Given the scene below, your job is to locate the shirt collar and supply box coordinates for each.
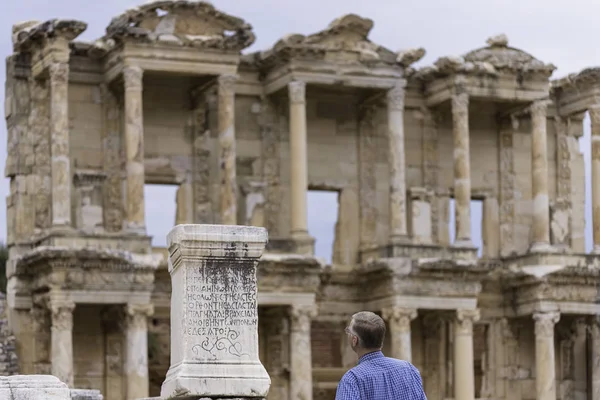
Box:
[358,350,384,364]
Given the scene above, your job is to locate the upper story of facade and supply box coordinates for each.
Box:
[5,0,600,267]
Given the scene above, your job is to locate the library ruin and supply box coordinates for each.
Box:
[3,1,600,399]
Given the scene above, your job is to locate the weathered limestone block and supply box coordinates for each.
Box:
[0,375,71,400]
[69,388,103,399]
[161,224,270,399]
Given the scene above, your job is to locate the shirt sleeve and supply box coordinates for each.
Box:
[410,364,428,400]
[335,372,360,400]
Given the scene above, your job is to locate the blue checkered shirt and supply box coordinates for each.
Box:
[335,351,428,400]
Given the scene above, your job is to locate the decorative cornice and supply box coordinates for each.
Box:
[12,19,87,52]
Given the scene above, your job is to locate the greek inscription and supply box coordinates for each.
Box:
[186,259,257,360]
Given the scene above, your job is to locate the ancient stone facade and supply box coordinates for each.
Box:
[4,3,600,400]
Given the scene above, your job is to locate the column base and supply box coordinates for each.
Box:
[290,231,315,255]
[160,362,270,399]
[123,222,147,235]
[389,234,410,245]
[529,241,557,254]
[451,239,474,249]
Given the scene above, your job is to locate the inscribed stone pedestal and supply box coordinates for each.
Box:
[161,224,271,399]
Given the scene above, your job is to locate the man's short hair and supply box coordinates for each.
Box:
[351,311,386,349]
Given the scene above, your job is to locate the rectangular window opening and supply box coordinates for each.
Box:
[307,189,339,265]
[144,184,178,248]
[448,197,483,258]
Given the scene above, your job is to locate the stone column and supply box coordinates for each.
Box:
[590,318,600,400]
[381,306,417,362]
[451,92,472,247]
[290,304,317,400]
[533,311,559,400]
[125,303,153,400]
[530,100,551,252]
[50,301,75,387]
[49,63,72,228]
[161,224,270,399]
[590,105,600,252]
[288,81,309,239]
[218,74,238,225]
[387,80,408,243]
[123,65,146,233]
[454,309,480,400]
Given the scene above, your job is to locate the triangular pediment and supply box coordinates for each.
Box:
[105,0,255,51]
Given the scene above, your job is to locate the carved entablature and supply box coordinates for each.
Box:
[257,253,324,293]
[104,0,255,52]
[552,67,600,116]
[500,260,600,313]
[357,257,486,301]
[12,19,87,77]
[13,246,162,293]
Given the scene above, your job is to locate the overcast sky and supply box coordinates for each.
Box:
[1,0,599,261]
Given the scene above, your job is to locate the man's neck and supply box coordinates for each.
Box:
[356,348,381,359]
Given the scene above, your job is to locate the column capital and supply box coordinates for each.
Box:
[49,63,69,84]
[530,99,550,116]
[123,65,143,90]
[451,92,469,113]
[217,74,238,93]
[455,309,480,335]
[533,311,560,338]
[290,304,317,333]
[51,301,75,331]
[590,104,600,128]
[125,303,154,329]
[387,80,407,111]
[381,306,417,332]
[288,81,306,104]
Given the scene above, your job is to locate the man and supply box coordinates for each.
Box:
[335,311,427,400]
